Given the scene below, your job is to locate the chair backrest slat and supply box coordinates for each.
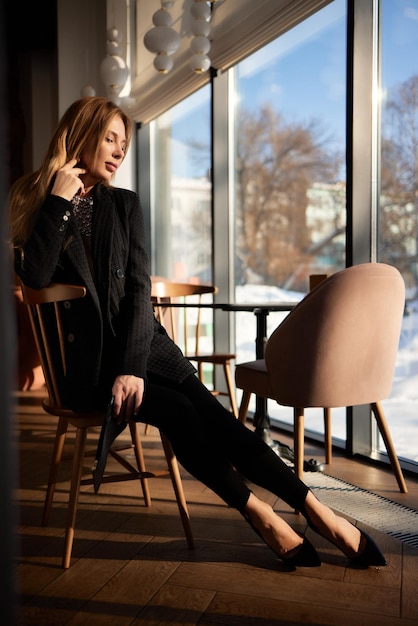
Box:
[150,278,217,355]
[20,282,87,407]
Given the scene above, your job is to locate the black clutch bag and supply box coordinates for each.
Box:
[92,397,128,493]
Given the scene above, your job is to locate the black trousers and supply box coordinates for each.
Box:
[135,373,309,514]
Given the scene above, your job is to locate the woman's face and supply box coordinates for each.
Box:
[80,114,127,188]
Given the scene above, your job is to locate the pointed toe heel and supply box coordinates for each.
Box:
[244,515,321,568]
[301,493,386,567]
[350,531,387,567]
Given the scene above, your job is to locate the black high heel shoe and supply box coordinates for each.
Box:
[302,508,386,567]
[349,530,387,567]
[244,515,321,567]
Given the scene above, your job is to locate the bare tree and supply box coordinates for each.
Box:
[380,75,418,288]
[235,105,343,288]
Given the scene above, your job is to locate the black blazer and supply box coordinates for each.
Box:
[15,184,195,409]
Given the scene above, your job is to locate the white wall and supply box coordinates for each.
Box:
[57,0,106,116]
[56,0,135,189]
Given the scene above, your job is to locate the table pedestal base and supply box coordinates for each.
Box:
[254,427,280,451]
[254,427,295,462]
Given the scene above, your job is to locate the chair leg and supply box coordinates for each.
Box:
[294,407,305,480]
[371,401,408,493]
[238,391,252,425]
[62,426,88,568]
[324,407,332,465]
[223,361,238,418]
[196,359,238,418]
[159,431,195,549]
[42,416,68,526]
[129,422,151,507]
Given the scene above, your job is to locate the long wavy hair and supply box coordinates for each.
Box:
[8,96,133,245]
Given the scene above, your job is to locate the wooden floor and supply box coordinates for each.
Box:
[14,390,418,625]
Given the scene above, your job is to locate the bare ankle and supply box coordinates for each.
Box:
[304,491,361,556]
[244,493,302,556]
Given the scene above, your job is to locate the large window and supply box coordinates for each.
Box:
[232,0,347,441]
[148,86,212,282]
[378,0,418,462]
[144,86,217,383]
[138,0,417,472]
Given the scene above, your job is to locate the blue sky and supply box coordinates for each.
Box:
[170,0,418,178]
[238,0,418,155]
[381,0,418,87]
[237,0,346,120]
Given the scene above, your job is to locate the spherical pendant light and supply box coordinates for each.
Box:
[190,1,211,20]
[189,0,212,74]
[154,54,174,74]
[189,52,211,74]
[190,35,211,55]
[143,4,180,73]
[100,28,129,103]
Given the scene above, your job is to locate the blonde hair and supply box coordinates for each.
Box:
[8,96,133,245]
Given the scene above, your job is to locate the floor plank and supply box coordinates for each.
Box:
[13,391,418,625]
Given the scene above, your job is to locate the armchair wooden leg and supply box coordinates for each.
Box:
[324,407,332,465]
[294,407,305,480]
[371,401,408,493]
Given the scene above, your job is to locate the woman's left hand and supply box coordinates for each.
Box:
[112,374,144,422]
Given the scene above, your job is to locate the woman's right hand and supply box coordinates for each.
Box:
[112,374,145,423]
[50,159,86,201]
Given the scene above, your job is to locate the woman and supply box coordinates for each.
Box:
[9,96,386,569]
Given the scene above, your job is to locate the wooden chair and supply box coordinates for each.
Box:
[151,278,238,418]
[20,281,194,568]
[235,263,408,493]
